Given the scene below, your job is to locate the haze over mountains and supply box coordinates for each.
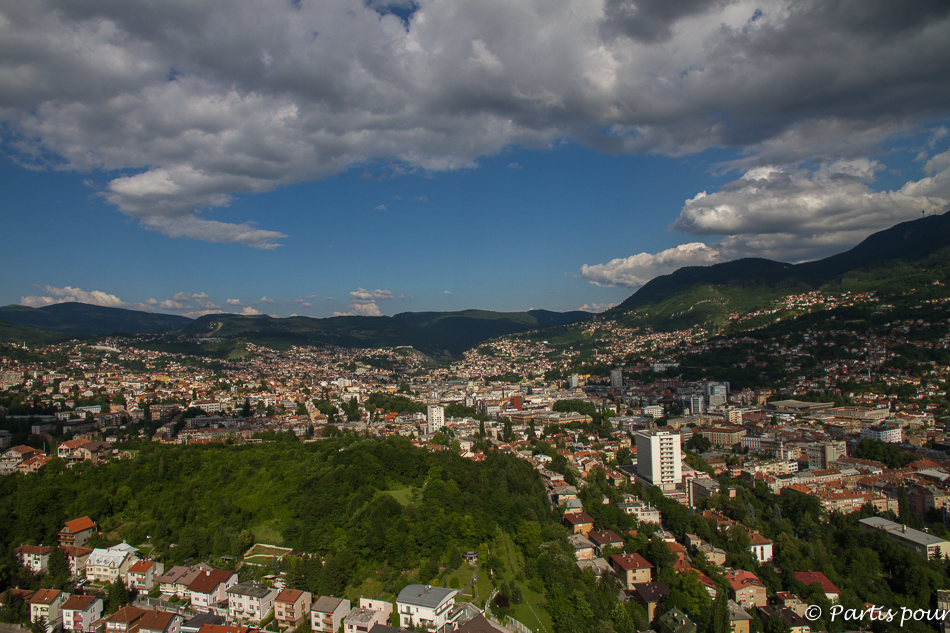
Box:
[3,212,948,354]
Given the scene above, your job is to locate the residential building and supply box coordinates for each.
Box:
[610,369,623,389]
[861,424,902,444]
[29,589,68,633]
[59,517,97,548]
[569,535,596,561]
[395,585,457,631]
[656,608,697,633]
[628,582,669,622]
[188,569,238,613]
[699,426,746,448]
[1,445,43,475]
[85,543,139,583]
[274,589,312,629]
[157,563,214,598]
[63,546,93,577]
[139,611,183,633]
[617,501,661,523]
[227,581,277,624]
[610,553,653,590]
[562,512,595,535]
[343,601,392,633]
[635,429,682,491]
[311,596,351,633]
[104,606,148,633]
[126,560,165,592]
[426,405,445,435]
[61,595,103,632]
[793,572,840,603]
[726,570,767,609]
[807,442,846,471]
[16,545,52,573]
[749,532,773,563]
[587,530,624,556]
[728,600,753,633]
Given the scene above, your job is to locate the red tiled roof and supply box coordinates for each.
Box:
[610,553,653,571]
[16,545,52,556]
[63,516,97,533]
[129,560,156,573]
[29,589,62,605]
[62,595,99,611]
[794,572,840,595]
[274,589,305,604]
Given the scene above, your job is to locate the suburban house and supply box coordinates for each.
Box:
[16,545,52,573]
[748,531,773,563]
[126,560,165,592]
[395,584,457,631]
[29,589,69,633]
[226,581,277,624]
[188,570,238,614]
[726,570,767,609]
[64,546,93,577]
[629,581,670,622]
[610,553,653,589]
[569,535,596,561]
[59,517,98,548]
[57,440,87,461]
[17,455,52,474]
[139,610,184,633]
[85,543,139,583]
[793,572,841,603]
[311,596,351,633]
[104,606,148,633]
[61,595,103,632]
[587,530,624,556]
[343,599,393,633]
[562,512,595,535]
[274,589,312,629]
[157,564,214,598]
[1,445,43,475]
[728,600,754,633]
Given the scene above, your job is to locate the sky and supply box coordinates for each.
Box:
[1,0,949,320]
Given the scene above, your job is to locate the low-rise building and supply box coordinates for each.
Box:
[59,517,97,548]
[311,596,351,633]
[226,581,277,624]
[610,553,653,589]
[274,589,312,629]
[395,585,457,631]
[16,545,51,573]
[30,589,69,633]
[61,594,102,632]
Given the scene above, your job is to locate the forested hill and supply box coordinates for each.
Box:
[605,211,950,331]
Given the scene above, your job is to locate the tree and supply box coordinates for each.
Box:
[709,584,730,633]
[46,546,70,586]
[242,398,252,418]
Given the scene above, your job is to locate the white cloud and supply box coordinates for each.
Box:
[577,302,618,313]
[21,285,126,308]
[324,296,336,301]
[582,154,950,288]
[226,298,244,306]
[2,0,947,247]
[241,306,262,315]
[444,290,452,295]
[375,204,387,211]
[257,296,277,304]
[334,300,383,317]
[350,288,395,301]
[581,242,723,287]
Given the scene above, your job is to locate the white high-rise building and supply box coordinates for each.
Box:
[426,404,445,435]
[635,429,682,491]
[610,368,623,389]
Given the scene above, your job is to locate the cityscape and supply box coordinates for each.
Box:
[2,1,950,633]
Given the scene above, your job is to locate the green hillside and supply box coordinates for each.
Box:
[606,212,950,332]
[0,302,191,335]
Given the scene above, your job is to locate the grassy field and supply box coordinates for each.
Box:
[489,533,553,633]
[384,486,417,507]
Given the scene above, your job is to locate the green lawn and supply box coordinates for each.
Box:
[384,486,417,507]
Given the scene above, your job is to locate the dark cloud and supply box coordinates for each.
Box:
[601,0,732,43]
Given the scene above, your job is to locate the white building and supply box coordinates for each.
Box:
[85,543,138,583]
[610,369,623,389]
[396,585,457,630]
[426,404,445,435]
[635,429,682,491]
[861,424,902,444]
[227,581,278,624]
[61,595,103,632]
[643,405,664,419]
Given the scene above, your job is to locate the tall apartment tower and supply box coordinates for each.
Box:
[610,368,623,389]
[635,429,682,491]
[426,404,445,435]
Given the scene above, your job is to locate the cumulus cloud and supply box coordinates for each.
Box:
[444,290,452,295]
[350,288,395,301]
[1,0,947,247]
[581,153,950,287]
[21,285,125,308]
[256,296,277,304]
[240,306,262,315]
[375,204,387,211]
[226,298,244,306]
[334,301,384,317]
[577,302,618,313]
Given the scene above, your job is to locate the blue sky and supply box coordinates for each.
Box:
[2,1,949,319]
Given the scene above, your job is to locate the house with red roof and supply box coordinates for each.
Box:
[126,560,165,592]
[587,530,624,556]
[562,512,595,535]
[139,609,184,633]
[610,553,653,589]
[16,545,52,573]
[188,569,239,613]
[794,571,840,602]
[59,517,98,548]
[61,594,103,632]
[104,606,148,633]
[29,589,68,633]
[274,589,311,629]
[748,531,773,563]
[63,546,93,577]
[725,570,766,609]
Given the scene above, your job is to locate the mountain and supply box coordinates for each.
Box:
[186,309,591,356]
[607,212,950,332]
[0,303,192,335]
[0,302,590,356]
